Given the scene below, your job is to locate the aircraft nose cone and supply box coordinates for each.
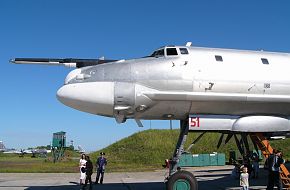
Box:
[56,85,67,101]
[56,84,78,109]
[56,85,72,105]
[56,82,114,116]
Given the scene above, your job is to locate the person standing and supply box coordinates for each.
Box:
[240,167,249,190]
[95,152,107,184]
[83,155,93,190]
[243,151,253,177]
[79,154,87,185]
[252,152,259,178]
[266,149,285,190]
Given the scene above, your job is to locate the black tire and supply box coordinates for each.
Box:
[167,170,198,190]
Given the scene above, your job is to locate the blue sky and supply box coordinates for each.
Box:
[1,1,290,151]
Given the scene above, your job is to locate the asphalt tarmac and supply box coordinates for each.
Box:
[0,166,272,190]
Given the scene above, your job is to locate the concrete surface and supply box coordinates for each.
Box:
[0,166,273,190]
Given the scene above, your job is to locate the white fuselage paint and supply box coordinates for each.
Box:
[57,82,114,116]
[56,46,290,132]
[188,48,290,95]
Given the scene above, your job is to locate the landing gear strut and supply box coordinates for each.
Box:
[166,119,198,190]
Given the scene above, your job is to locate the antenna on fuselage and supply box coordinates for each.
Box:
[186,42,192,47]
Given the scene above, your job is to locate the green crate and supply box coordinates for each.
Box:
[192,154,201,166]
[178,153,225,167]
[178,153,193,167]
[217,153,226,166]
[209,154,218,166]
[199,154,210,166]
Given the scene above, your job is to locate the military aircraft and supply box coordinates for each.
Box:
[0,141,6,152]
[77,145,85,154]
[11,42,290,190]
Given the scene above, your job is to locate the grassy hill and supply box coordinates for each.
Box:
[90,129,290,172]
[1,129,289,173]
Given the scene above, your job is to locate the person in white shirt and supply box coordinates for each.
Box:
[79,154,87,185]
[240,167,249,190]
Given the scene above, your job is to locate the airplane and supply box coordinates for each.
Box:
[0,141,6,152]
[11,42,290,190]
[3,149,51,157]
[3,150,22,154]
[77,145,86,154]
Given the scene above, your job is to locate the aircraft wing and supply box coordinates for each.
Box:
[10,58,118,68]
[144,91,290,103]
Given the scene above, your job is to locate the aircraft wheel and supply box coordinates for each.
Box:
[166,170,198,190]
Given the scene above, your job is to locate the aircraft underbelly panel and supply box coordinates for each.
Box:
[188,115,290,132]
[189,101,290,115]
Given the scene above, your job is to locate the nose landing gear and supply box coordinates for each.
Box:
[166,170,198,190]
[165,119,198,190]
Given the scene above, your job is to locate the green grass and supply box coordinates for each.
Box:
[90,129,290,172]
[1,129,290,173]
[90,129,179,172]
[0,150,79,173]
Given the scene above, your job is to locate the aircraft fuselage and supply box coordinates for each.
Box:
[57,46,290,123]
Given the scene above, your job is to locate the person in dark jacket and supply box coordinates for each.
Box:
[95,152,107,184]
[266,149,285,190]
[83,155,93,190]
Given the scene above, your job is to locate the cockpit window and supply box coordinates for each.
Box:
[151,49,164,57]
[166,48,178,56]
[179,48,189,54]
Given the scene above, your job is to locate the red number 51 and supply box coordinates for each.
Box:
[189,117,200,127]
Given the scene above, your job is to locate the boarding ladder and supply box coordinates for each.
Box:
[250,133,290,189]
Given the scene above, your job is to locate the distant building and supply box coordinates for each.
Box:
[52,131,66,163]
[52,131,66,148]
[0,141,6,151]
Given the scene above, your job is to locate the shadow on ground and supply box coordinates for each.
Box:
[21,170,268,190]
[2,167,283,190]
[22,182,165,190]
[198,168,269,190]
